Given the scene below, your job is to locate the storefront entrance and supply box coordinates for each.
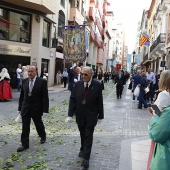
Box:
[0,55,30,88]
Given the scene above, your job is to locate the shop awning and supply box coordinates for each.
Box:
[143,60,152,65]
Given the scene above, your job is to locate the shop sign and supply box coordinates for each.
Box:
[0,44,31,56]
[160,61,166,67]
[116,64,121,71]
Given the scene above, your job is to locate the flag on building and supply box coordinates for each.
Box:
[144,41,150,46]
[139,32,149,47]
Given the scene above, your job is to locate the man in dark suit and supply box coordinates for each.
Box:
[115,69,124,99]
[68,63,77,91]
[75,66,82,81]
[65,66,104,168]
[132,70,141,101]
[17,65,49,152]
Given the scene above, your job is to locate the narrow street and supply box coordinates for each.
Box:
[0,82,150,170]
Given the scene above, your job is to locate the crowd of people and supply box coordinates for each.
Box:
[128,68,163,109]
[127,68,170,170]
[2,62,170,169]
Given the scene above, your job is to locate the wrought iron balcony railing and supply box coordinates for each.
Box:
[150,33,166,53]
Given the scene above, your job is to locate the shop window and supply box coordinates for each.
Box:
[0,7,31,43]
[42,20,50,47]
[20,19,29,42]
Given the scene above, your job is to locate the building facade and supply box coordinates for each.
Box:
[139,0,169,73]
[0,0,57,87]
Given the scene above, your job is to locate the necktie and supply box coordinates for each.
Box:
[29,80,34,93]
[84,83,88,93]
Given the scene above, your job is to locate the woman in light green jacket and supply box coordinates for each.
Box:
[149,107,170,170]
[149,70,170,170]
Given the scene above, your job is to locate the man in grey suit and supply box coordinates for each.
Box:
[65,66,104,168]
[17,65,49,152]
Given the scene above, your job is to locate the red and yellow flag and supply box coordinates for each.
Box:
[139,34,149,47]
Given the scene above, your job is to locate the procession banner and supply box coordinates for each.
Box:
[62,25,86,62]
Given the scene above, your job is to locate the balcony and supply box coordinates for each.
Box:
[153,15,158,27]
[96,1,103,19]
[95,18,103,34]
[150,33,166,53]
[94,34,98,46]
[103,2,107,15]
[90,29,95,42]
[161,0,169,10]
[155,3,163,20]
[101,29,105,40]
[1,0,56,14]
[69,7,84,25]
[102,15,106,27]
[94,34,103,48]
[90,0,96,3]
[97,48,103,65]
[88,7,95,21]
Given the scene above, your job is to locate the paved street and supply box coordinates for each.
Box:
[0,81,151,170]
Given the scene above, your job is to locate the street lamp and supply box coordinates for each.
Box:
[131,51,136,73]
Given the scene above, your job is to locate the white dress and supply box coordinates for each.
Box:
[154,90,170,111]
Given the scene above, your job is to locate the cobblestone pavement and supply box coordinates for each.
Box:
[0,81,151,170]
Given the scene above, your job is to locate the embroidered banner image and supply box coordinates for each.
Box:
[62,25,86,62]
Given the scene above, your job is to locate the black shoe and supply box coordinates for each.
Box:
[79,150,83,157]
[81,159,89,168]
[120,95,122,98]
[117,96,119,99]
[17,146,29,152]
[40,138,46,144]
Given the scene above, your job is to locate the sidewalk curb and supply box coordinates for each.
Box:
[119,136,150,170]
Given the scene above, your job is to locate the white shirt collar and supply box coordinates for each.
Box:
[30,75,37,82]
[84,78,92,87]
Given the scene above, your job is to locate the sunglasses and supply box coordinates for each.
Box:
[81,73,89,76]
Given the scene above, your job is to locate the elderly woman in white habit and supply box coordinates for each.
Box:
[0,68,13,101]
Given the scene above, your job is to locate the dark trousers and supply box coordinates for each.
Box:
[78,125,94,160]
[147,83,154,102]
[116,85,123,97]
[21,113,46,147]
[17,78,21,91]
[63,77,67,88]
[138,89,148,108]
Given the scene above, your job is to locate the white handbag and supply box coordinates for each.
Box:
[145,87,149,93]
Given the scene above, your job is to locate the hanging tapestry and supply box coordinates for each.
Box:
[62,25,86,62]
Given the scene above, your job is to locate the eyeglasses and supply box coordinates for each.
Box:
[81,73,89,76]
